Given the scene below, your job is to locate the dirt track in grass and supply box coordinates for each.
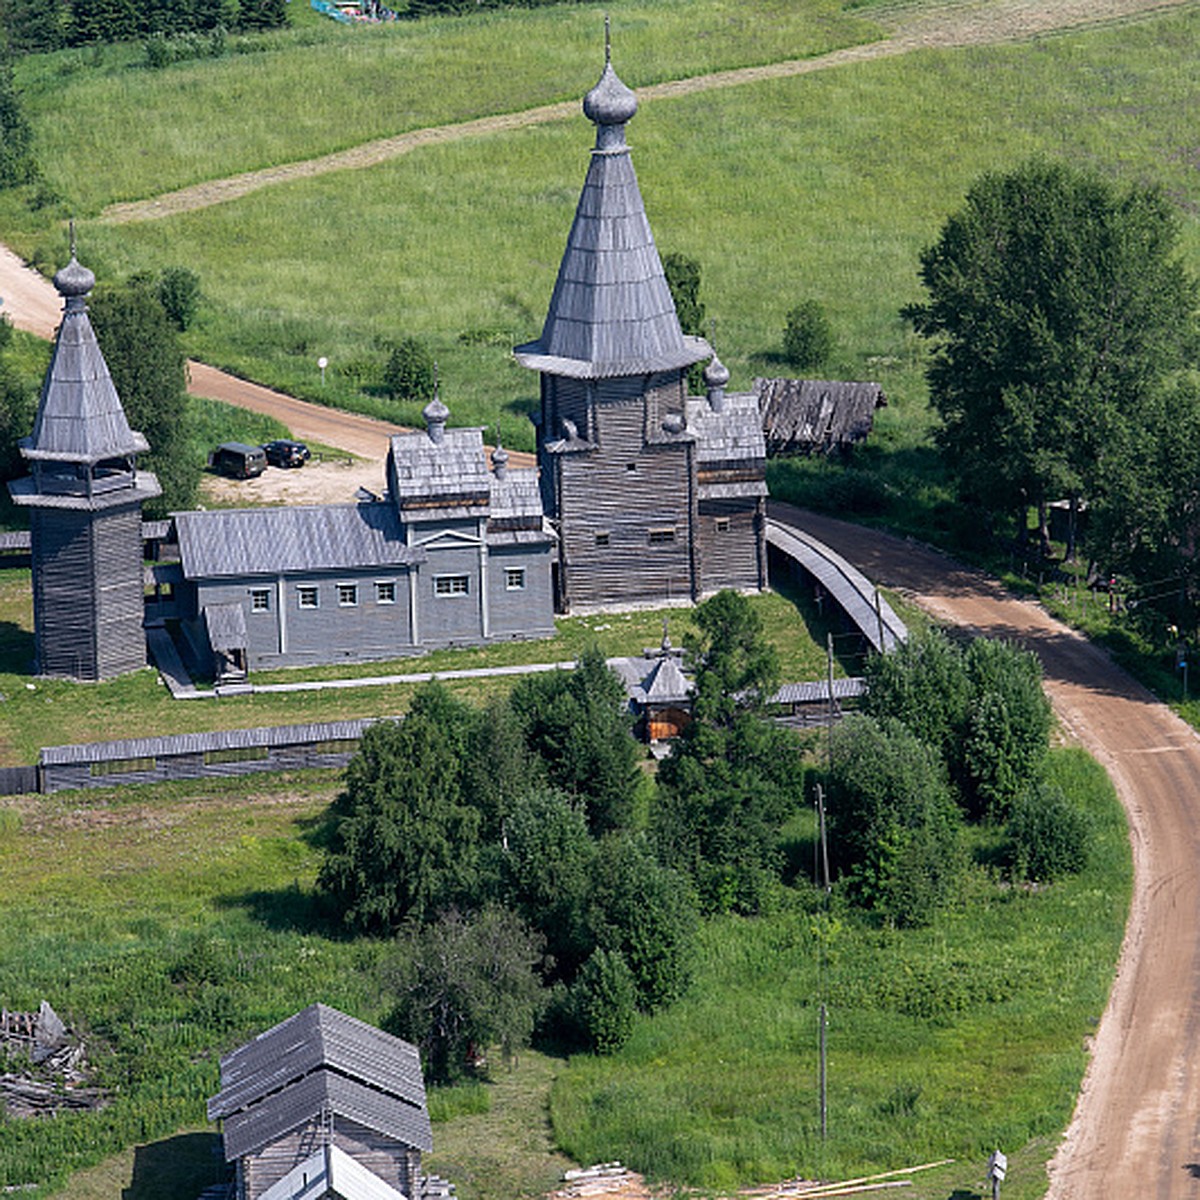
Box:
[96,0,1199,226]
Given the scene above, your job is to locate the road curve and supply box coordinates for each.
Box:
[772,502,1200,1200]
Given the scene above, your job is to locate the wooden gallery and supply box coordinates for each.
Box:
[8,56,767,681]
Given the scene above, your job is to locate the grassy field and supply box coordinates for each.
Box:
[3,6,1196,449]
[0,744,1127,1200]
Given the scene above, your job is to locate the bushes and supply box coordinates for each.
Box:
[783,299,835,372]
[1007,782,1091,882]
[382,336,436,405]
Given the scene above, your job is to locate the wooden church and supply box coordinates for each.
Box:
[10,50,766,680]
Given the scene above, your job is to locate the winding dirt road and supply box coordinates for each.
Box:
[775,503,1200,1200]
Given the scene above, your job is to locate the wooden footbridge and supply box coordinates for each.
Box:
[766,515,907,653]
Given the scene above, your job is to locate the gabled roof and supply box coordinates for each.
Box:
[259,1144,405,1200]
[21,257,149,465]
[208,1003,432,1161]
[204,603,247,653]
[756,378,886,456]
[388,427,490,513]
[640,653,692,705]
[514,61,709,381]
[175,504,424,580]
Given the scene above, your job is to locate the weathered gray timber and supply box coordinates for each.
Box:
[766,517,906,653]
[7,252,160,680]
[517,55,766,613]
[38,718,378,793]
[756,378,886,457]
[209,1003,432,1200]
[171,407,555,675]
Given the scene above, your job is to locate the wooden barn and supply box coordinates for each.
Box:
[756,378,886,457]
[207,1003,434,1200]
[516,52,767,613]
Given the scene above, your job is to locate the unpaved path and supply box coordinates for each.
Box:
[773,503,1200,1200]
[97,0,1197,225]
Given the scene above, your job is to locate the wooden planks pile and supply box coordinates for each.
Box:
[0,1001,108,1118]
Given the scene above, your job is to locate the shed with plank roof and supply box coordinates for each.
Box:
[756,378,886,457]
[208,1002,433,1200]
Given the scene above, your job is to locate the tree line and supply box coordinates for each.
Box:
[0,0,286,52]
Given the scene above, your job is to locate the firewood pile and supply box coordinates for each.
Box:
[0,1001,109,1118]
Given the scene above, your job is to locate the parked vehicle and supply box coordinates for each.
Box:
[262,439,311,468]
[210,442,267,479]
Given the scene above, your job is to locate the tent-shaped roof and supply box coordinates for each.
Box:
[514,60,709,381]
[21,257,149,465]
[208,1003,432,1163]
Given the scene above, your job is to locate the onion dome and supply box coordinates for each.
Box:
[705,351,730,412]
[584,61,638,130]
[491,443,509,481]
[423,395,449,445]
[53,255,95,302]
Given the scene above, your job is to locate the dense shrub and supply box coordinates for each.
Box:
[1007,781,1091,882]
[158,266,201,331]
[783,299,835,372]
[382,336,436,405]
[571,948,637,1054]
[826,715,966,926]
[0,60,37,188]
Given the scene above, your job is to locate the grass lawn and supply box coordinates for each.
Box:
[0,745,1127,1200]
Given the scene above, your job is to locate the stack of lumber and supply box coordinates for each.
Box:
[0,1000,108,1118]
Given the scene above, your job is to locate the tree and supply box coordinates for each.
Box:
[783,299,835,372]
[88,276,196,517]
[0,316,34,487]
[317,685,482,933]
[1006,780,1091,883]
[509,648,640,836]
[655,590,800,913]
[826,714,965,926]
[0,58,36,188]
[501,785,595,978]
[584,833,696,1011]
[0,0,65,54]
[663,253,705,336]
[383,905,546,1082]
[571,947,637,1054]
[905,158,1199,550]
[382,336,435,405]
[158,266,201,331]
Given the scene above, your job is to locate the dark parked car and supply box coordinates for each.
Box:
[262,439,311,468]
[210,442,267,479]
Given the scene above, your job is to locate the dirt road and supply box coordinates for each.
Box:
[773,503,1200,1200]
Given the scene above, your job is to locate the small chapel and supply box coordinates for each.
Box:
[9,50,767,680]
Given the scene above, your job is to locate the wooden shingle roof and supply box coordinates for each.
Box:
[21,259,150,465]
[208,1003,432,1162]
[175,503,424,580]
[514,61,709,381]
[756,379,886,456]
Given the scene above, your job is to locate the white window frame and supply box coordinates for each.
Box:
[505,568,526,591]
[337,583,358,608]
[715,517,731,534]
[435,574,470,597]
[250,588,271,613]
[297,585,319,610]
[376,580,396,605]
[648,527,676,546]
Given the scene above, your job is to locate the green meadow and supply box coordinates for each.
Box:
[3,4,1196,454]
[0,745,1127,1200]
[0,2,1170,1195]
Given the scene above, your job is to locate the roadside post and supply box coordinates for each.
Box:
[987,1149,1007,1200]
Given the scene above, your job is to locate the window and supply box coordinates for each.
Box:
[90,756,156,778]
[595,532,610,548]
[505,568,525,591]
[205,746,270,766]
[435,575,470,597]
[626,462,637,472]
[297,586,319,609]
[376,581,396,605]
[250,588,270,612]
[648,528,676,545]
[715,517,731,534]
[337,583,358,607]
